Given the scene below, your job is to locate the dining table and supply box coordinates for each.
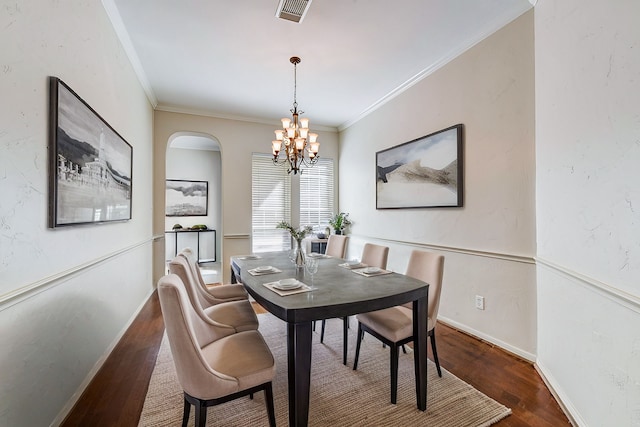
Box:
[230,251,430,427]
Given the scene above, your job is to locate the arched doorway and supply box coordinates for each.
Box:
[165,132,222,283]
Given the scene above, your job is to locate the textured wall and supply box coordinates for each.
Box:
[339,11,537,357]
[534,0,640,424]
[0,1,154,425]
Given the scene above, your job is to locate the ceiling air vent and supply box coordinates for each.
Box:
[275,0,312,23]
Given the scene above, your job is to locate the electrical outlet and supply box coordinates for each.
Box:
[475,295,485,310]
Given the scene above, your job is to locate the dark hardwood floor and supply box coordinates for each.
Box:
[61,291,570,426]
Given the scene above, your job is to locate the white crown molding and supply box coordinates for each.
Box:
[101,0,158,108]
[155,104,338,133]
[338,4,533,132]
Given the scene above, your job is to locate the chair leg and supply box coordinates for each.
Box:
[194,399,207,427]
[342,316,349,365]
[264,383,276,427]
[182,397,190,427]
[353,324,364,370]
[390,344,399,404]
[320,319,326,343]
[430,328,442,377]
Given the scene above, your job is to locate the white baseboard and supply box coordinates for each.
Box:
[534,361,585,427]
[437,315,536,362]
[51,287,156,427]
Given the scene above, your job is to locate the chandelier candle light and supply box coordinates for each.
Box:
[272,56,319,174]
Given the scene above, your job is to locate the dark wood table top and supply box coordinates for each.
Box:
[231,251,429,323]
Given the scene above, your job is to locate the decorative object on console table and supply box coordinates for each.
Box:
[48,77,133,228]
[276,221,313,268]
[329,212,352,235]
[376,124,464,209]
[165,180,208,216]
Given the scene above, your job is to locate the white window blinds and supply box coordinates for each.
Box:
[300,158,334,227]
[251,154,291,252]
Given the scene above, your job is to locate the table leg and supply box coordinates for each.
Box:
[287,321,312,427]
[413,294,428,411]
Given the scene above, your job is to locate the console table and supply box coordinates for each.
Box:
[309,238,328,254]
[165,229,216,263]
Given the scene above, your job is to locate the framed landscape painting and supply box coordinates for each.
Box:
[165,180,208,216]
[376,124,463,209]
[49,77,133,227]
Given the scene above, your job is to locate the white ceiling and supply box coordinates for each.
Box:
[107,0,532,131]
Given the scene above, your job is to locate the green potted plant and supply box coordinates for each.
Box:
[329,212,352,235]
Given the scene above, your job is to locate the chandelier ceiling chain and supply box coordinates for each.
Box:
[291,56,299,113]
[271,56,319,175]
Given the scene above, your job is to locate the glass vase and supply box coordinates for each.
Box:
[294,239,305,268]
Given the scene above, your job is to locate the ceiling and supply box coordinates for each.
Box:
[107,0,532,131]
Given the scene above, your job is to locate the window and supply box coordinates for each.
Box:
[300,158,334,227]
[251,154,291,252]
[252,154,334,252]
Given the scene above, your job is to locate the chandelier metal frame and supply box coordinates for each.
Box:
[271,56,319,174]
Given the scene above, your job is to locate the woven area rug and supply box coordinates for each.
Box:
[139,313,511,426]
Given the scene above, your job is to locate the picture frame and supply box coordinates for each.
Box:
[165,180,209,216]
[49,77,133,227]
[376,124,463,209]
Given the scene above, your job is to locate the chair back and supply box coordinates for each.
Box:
[325,234,349,258]
[168,255,236,330]
[177,250,246,303]
[169,255,213,309]
[157,274,240,398]
[180,247,207,287]
[360,243,389,269]
[405,250,445,327]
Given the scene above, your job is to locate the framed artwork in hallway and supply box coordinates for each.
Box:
[165,179,208,216]
[48,77,133,227]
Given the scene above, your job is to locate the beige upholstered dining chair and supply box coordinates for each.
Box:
[325,234,349,258]
[179,248,249,303]
[353,249,445,404]
[360,243,389,268]
[320,243,389,365]
[157,274,276,427]
[168,255,259,332]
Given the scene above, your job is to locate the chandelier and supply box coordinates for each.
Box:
[271,56,319,174]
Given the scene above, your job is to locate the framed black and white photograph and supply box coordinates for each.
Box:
[165,180,208,216]
[49,77,133,227]
[376,124,463,209]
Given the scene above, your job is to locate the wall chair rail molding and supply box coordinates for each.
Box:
[0,238,153,310]
[223,233,251,240]
[49,77,133,228]
[536,257,640,313]
[357,234,535,265]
